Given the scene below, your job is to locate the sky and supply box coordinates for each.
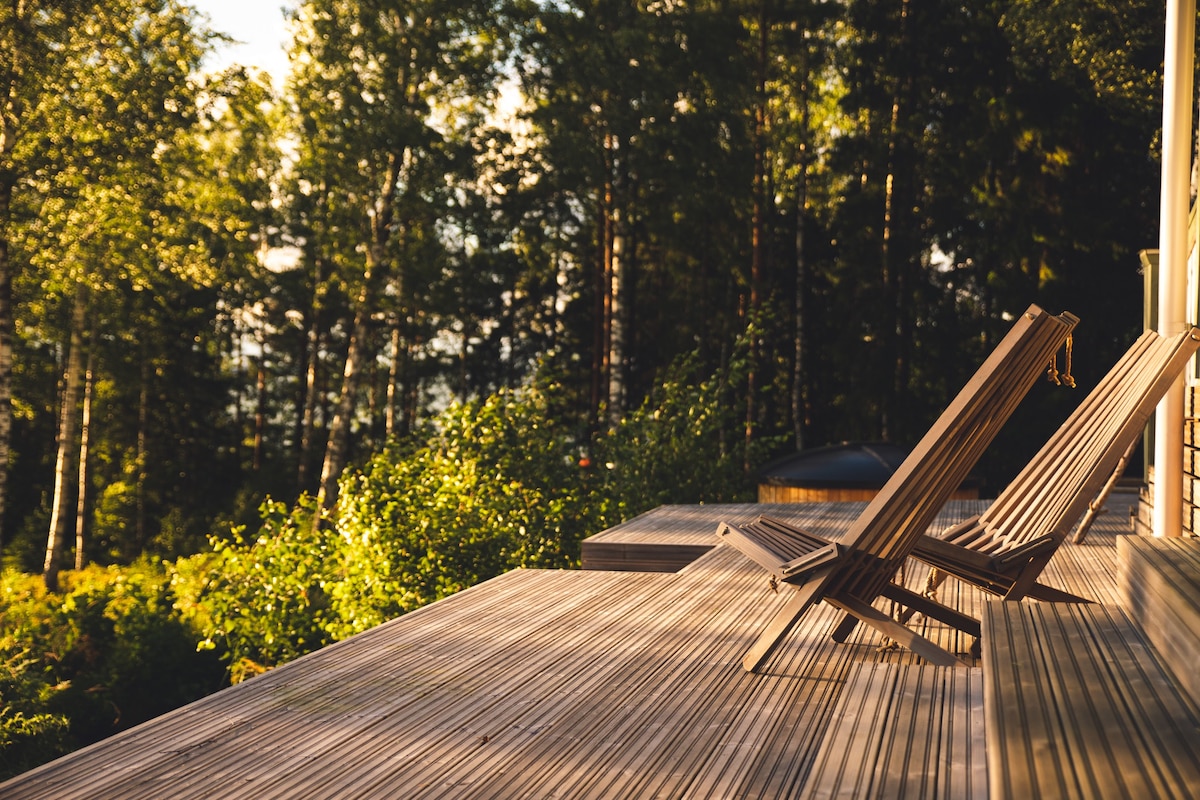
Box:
[190,0,293,83]
[188,1,528,118]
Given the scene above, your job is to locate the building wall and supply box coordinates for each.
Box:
[1135,384,1200,536]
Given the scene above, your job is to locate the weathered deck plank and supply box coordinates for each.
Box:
[799,663,986,800]
[2,499,1137,799]
[1118,535,1200,704]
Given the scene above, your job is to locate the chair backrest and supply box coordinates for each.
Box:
[827,304,1079,600]
[972,327,1200,554]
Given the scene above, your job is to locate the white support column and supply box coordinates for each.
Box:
[1153,0,1196,538]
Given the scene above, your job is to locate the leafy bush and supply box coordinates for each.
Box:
[191,355,757,671]
[327,386,608,638]
[591,354,757,516]
[0,351,763,783]
[0,564,224,776]
[177,496,336,682]
[0,633,70,777]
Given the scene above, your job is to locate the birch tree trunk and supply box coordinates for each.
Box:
[136,345,148,554]
[296,263,326,493]
[606,210,627,427]
[792,36,811,452]
[74,345,95,571]
[253,343,266,472]
[314,152,402,516]
[592,141,615,433]
[746,5,769,471]
[315,298,372,514]
[43,282,88,592]
[0,181,11,553]
[385,315,401,438]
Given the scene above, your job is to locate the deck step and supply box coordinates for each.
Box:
[981,600,1200,799]
[1118,534,1200,704]
[579,540,714,572]
[579,503,879,573]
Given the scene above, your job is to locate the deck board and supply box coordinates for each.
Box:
[799,663,986,800]
[1118,535,1200,704]
[2,499,1139,799]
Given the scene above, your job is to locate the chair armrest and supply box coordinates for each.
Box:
[913,534,995,572]
[718,518,842,582]
[781,543,845,580]
[992,534,1057,570]
[717,521,787,574]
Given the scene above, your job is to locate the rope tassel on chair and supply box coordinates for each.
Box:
[1047,334,1076,388]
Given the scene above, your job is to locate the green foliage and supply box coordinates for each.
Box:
[190,354,755,666]
[0,564,224,776]
[0,576,71,778]
[0,0,1168,570]
[328,387,604,638]
[180,497,335,681]
[0,639,70,779]
[0,0,1174,777]
[591,354,757,519]
[3,0,271,575]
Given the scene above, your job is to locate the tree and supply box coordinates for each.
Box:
[0,0,97,556]
[13,4,279,586]
[284,0,521,514]
[0,0,1172,564]
[22,0,214,590]
[522,0,756,433]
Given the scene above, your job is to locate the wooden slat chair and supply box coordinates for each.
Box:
[718,305,1079,671]
[908,326,1200,612]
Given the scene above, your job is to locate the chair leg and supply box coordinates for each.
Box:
[828,595,967,667]
[742,571,832,673]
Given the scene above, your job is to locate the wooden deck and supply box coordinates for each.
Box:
[1,494,1184,799]
[580,502,883,571]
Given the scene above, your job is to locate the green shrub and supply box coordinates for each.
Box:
[0,637,70,778]
[182,497,336,681]
[591,354,757,515]
[328,386,607,638]
[193,355,758,670]
[0,563,224,773]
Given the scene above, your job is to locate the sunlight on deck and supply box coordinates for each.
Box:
[3,494,1189,799]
